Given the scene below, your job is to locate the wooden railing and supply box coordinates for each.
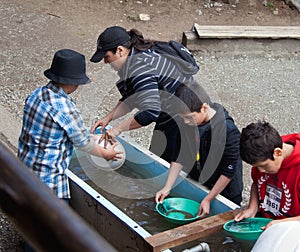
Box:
[0,141,117,252]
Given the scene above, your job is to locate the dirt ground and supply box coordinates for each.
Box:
[11,0,300,43]
[1,0,299,122]
[0,0,299,251]
[1,0,299,120]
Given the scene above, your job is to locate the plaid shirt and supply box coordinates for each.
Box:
[18,82,90,198]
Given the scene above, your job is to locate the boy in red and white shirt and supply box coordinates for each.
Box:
[235,121,300,229]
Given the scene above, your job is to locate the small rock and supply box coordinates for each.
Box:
[273,8,279,15]
[214,2,223,7]
[196,9,203,15]
[228,0,238,4]
[262,0,268,6]
[139,13,150,21]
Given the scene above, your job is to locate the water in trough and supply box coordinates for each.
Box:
[69,152,256,251]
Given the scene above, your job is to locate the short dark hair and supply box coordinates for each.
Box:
[240,121,282,165]
[174,82,211,114]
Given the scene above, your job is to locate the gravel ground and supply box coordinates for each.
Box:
[0,211,23,252]
[1,0,299,251]
[195,53,300,200]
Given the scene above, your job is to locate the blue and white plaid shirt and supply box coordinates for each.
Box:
[18,82,90,198]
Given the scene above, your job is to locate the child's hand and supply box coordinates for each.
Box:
[261,219,280,230]
[155,188,170,203]
[197,197,210,218]
[103,142,123,161]
[234,208,255,222]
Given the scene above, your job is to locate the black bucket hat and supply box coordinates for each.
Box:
[44,49,91,85]
[90,26,131,63]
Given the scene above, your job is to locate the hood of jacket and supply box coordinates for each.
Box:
[281,133,300,169]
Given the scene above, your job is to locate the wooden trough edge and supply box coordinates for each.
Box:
[145,209,240,252]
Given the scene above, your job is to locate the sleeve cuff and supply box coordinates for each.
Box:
[77,138,95,153]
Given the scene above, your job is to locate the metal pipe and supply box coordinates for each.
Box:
[0,141,117,252]
[182,242,210,252]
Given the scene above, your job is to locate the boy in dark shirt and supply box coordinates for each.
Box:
[155,82,243,217]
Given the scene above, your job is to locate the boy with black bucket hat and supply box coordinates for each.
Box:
[18,49,122,203]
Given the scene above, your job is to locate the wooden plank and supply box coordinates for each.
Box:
[182,31,300,55]
[145,209,240,252]
[194,23,300,39]
[182,30,198,48]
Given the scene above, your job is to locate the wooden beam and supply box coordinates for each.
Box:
[0,142,117,252]
[194,23,300,39]
[145,209,240,252]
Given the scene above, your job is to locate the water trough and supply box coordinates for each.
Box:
[68,133,239,251]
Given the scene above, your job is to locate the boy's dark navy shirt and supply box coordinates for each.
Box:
[181,103,243,204]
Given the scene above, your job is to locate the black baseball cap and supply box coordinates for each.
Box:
[90,26,131,63]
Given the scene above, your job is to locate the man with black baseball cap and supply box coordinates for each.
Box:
[90,26,131,63]
[90,26,198,170]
